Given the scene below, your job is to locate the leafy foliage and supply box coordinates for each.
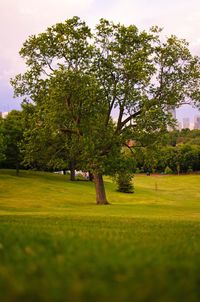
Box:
[0,117,6,162]
[134,129,200,173]
[0,111,24,174]
[116,173,134,193]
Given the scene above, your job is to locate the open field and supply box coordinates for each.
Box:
[0,170,200,301]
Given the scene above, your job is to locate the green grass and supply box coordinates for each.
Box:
[0,170,200,301]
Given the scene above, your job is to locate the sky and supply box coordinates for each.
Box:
[0,0,200,123]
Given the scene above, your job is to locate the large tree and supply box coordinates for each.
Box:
[12,17,200,204]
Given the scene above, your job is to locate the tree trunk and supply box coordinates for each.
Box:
[89,171,93,182]
[69,161,75,181]
[93,173,109,205]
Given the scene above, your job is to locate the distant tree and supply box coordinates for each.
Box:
[177,129,200,146]
[164,166,173,174]
[163,130,180,146]
[2,110,24,175]
[12,17,200,204]
[0,117,6,162]
[179,144,200,172]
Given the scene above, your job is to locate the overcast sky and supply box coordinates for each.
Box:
[0,0,199,122]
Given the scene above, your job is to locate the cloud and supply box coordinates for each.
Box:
[17,0,94,27]
[100,0,200,55]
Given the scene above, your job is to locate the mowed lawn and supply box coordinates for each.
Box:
[0,170,200,302]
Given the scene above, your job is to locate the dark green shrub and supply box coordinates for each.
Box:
[116,173,134,193]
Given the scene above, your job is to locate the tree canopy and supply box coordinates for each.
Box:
[11,17,200,204]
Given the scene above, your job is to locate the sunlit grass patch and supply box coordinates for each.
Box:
[0,170,200,301]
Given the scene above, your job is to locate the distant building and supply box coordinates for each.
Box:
[194,115,200,130]
[182,117,190,129]
[178,121,182,130]
[167,107,177,131]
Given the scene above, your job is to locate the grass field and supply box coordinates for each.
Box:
[0,170,200,301]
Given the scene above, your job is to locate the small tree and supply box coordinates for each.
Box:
[116,173,134,193]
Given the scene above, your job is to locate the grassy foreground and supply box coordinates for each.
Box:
[0,170,200,301]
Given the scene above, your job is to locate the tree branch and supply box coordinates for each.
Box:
[117,109,141,132]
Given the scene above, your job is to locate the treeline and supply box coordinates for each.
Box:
[134,129,200,174]
[1,111,200,175]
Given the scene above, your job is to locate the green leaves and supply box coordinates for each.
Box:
[20,16,92,75]
[0,111,24,171]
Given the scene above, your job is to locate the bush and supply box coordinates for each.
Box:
[116,172,134,193]
[164,166,173,174]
